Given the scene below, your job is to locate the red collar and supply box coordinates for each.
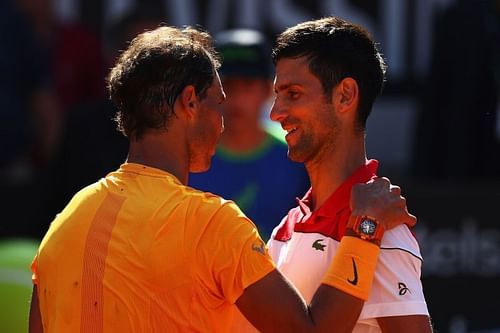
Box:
[298,159,378,219]
[274,159,379,241]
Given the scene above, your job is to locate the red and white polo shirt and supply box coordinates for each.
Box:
[268,160,429,332]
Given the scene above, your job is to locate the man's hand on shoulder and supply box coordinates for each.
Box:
[350,177,417,231]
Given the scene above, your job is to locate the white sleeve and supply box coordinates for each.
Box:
[359,225,429,320]
[267,215,288,263]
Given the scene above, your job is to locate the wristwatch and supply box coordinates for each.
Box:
[347,215,384,243]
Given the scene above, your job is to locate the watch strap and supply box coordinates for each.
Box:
[346,215,384,245]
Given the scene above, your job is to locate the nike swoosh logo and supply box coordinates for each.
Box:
[347,258,358,286]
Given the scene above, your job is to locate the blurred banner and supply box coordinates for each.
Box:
[408,182,500,333]
[96,0,457,85]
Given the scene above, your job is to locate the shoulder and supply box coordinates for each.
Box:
[62,179,108,212]
[185,185,258,230]
[380,225,422,261]
[184,184,238,212]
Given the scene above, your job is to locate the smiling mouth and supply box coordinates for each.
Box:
[284,127,299,143]
[282,124,298,134]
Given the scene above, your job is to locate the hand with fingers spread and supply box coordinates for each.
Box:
[350,177,417,232]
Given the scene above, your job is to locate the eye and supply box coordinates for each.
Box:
[288,90,301,99]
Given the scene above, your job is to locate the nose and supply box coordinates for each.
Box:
[270,98,286,123]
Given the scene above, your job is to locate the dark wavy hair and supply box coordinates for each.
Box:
[107,26,220,139]
[272,17,387,129]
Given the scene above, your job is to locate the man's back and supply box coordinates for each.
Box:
[32,163,275,332]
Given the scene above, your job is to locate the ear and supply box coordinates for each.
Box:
[177,85,198,119]
[332,77,359,114]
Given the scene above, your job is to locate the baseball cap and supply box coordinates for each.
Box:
[215,29,273,79]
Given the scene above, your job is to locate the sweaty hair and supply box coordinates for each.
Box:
[272,17,386,129]
[107,26,220,139]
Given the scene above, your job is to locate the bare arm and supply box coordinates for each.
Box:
[236,269,362,333]
[29,285,44,333]
[378,315,433,333]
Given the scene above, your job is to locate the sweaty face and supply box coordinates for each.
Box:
[270,56,340,164]
[188,73,226,173]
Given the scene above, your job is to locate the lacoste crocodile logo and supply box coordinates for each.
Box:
[312,239,326,251]
[347,258,358,286]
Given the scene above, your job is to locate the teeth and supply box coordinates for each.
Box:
[286,127,297,134]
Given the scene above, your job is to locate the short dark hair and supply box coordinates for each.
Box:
[272,17,386,128]
[107,26,220,139]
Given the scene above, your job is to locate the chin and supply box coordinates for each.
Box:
[189,160,212,173]
[287,149,306,163]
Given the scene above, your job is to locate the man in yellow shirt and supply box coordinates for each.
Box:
[29,25,416,332]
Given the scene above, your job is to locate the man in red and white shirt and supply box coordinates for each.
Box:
[266,17,432,332]
[269,161,428,332]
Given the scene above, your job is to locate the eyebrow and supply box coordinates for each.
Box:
[274,83,302,94]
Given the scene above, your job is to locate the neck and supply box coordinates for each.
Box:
[306,132,366,211]
[126,130,189,185]
[219,125,267,152]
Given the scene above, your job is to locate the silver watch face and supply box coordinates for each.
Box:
[359,219,376,236]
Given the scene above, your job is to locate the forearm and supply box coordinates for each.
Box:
[307,284,364,332]
[378,315,434,333]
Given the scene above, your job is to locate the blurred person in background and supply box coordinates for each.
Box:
[189,29,309,241]
[1,0,108,239]
[14,0,107,167]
